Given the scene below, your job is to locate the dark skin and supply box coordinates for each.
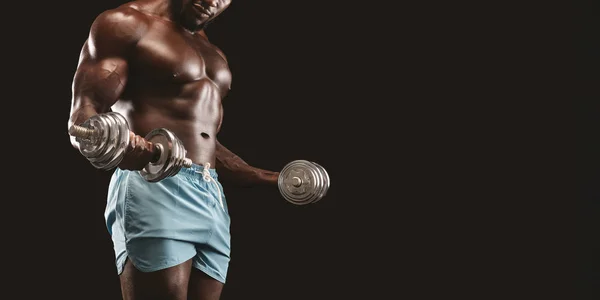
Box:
[68,0,279,299]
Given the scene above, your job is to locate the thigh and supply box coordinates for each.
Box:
[187,267,225,300]
[120,258,193,300]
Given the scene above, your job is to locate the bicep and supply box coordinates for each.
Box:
[70,55,129,118]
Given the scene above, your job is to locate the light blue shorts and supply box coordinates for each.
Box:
[104,164,231,283]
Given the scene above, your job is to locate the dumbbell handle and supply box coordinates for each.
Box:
[68,124,96,140]
[69,124,193,168]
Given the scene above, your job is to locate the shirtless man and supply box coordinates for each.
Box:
[67,0,280,299]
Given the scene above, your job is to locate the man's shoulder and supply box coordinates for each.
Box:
[90,5,151,45]
[94,5,150,29]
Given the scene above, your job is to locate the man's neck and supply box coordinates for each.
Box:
[134,0,179,20]
[135,0,207,35]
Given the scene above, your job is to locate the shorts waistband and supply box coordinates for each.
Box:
[177,163,218,180]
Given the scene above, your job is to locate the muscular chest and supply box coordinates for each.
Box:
[130,26,232,95]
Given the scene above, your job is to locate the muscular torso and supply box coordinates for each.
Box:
[105,6,231,167]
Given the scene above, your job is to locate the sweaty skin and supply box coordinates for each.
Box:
[68,0,279,186]
[68,1,279,299]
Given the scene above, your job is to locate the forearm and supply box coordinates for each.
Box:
[215,141,279,186]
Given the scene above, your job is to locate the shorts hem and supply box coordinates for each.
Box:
[192,261,227,283]
[116,252,197,274]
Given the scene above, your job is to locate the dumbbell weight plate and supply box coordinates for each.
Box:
[278,160,329,205]
[110,112,133,169]
[90,112,130,170]
[165,137,179,178]
[310,161,330,203]
[167,134,184,178]
[78,114,111,160]
[88,113,118,165]
[163,130,178,178]
[139,128,177,182]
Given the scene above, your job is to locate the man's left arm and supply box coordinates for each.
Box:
[215,140,279,186]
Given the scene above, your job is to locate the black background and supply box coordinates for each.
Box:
[577,1,600,300]
[1,0,590,299]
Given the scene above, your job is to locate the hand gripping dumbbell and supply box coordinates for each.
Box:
[277,160,331,205]
[68,112,192,182]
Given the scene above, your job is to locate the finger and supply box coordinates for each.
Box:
[132,136,140,151]
[135,136,146,153]
[126,135,135,152]
[129,136,138,153]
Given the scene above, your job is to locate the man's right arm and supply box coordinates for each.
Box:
[68,7,147,148]
[68,8,155,170]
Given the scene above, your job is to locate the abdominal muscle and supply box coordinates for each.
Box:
[112,79,222,168]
